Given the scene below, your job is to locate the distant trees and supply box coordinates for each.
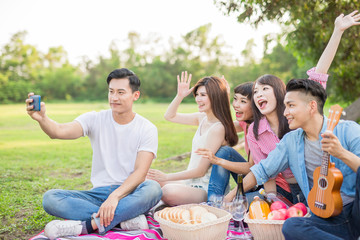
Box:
[2,0,360,116]
[0,31,83,102]
[0,24,299,103]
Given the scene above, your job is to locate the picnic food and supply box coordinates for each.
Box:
[158,207,191,224]
[267,209,287,220]
[270,201,287,211]
[158,206,217,224]
[293,202,307,215]
[285,206,304,218]
[249,196,271,220]
[200,211,218,223]
[266,201,308,220]
[267,201,288,220]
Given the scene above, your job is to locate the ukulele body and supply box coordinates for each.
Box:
[308,162,343,218]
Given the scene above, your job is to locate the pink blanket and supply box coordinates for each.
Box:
[30,213,250,240]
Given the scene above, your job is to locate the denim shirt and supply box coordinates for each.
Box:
[250,116,360,201]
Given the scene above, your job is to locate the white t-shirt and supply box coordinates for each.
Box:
[75,110,158,188]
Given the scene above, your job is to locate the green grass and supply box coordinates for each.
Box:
[0,102,202,240]
[0,99,345,239]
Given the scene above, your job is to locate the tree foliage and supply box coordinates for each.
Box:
[0,24,299,103]
[214,0,360,102]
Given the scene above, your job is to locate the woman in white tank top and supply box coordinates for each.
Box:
[147,71,238,206]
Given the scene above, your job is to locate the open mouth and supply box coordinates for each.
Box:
[235,111,244,118]
[258,99,267,109]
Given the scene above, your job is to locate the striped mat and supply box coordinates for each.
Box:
[30,212,251,240]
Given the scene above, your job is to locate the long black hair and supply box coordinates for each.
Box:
[234,82,254,124]
[251,74,290,140]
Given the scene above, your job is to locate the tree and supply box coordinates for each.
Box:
[214,0,360,120]
[0,32,85,103]
[137,24,233,100]
[41,46,83,100]
[224,37,300,91]
[0,31,43,102]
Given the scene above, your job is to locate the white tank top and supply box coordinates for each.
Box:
[186,117,222,192]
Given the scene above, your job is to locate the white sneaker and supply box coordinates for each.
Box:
[44,220,83,240]
[120,214,149,230]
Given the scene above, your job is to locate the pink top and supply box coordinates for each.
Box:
[307,67,329,89]
[247,67,329,193]
[238,121,249,155]
[247,117,291,192]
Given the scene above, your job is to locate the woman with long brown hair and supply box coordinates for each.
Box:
[147,71,238,206]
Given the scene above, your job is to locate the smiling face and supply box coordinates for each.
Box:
[108,78,140,116]
[283,91,312,130]
[232,93,253,122]
[253,82,277,116]
[195,86,211,113]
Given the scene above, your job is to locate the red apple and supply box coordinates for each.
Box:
[267,209,287,220]
[294,203,307,216]
[270,201,287,211]
[286,206,304,218]
[278,208,288,219]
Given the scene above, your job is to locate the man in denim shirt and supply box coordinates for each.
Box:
[241,79,360,239]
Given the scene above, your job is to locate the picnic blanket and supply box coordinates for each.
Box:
[30,212,251,240]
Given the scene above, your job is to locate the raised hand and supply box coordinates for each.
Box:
[177,71,193,99]
[335,10,360,32]
[26,92,46,122]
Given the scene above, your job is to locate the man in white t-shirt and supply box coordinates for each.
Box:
[26,68,162,239]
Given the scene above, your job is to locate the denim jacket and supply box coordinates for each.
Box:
[250,116,360,200]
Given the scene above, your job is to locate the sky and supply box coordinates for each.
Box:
[0,0,281,65]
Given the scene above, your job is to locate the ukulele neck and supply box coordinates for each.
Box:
[320,152,330,176]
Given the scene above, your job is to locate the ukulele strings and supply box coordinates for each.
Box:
[316,109,337,208]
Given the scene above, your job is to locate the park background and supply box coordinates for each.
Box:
[1,0,360,239]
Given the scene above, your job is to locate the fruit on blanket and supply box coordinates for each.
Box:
[270,201,287,211]
[294,202,307,216]
[249,196,271,220]
[286,206,304,218]
[267,209,287,220]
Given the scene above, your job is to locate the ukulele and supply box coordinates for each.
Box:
[307,104,344,218]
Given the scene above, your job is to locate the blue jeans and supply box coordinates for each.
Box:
[208,146,255,201]
[282,167,360,240]
[42,180,162,234]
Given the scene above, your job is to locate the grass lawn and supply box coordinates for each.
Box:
[0,100,337,239]
[0,102,210,239]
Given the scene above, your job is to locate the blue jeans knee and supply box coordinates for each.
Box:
[141,180,162,203]
[42,189,64,216]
